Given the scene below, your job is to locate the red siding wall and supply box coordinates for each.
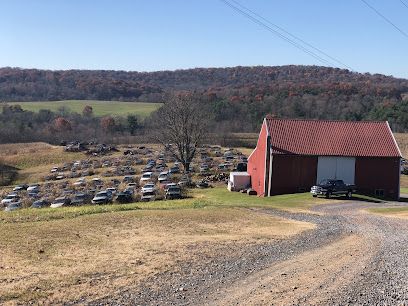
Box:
[248,121,268,196]
[270,155,318,195]
[355,157,400,200]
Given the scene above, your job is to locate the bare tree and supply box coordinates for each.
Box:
[152,93,210,172]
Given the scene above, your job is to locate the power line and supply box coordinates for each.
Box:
[228,0,353,71]
[399,0,408,10]
[219,0,338,68]
[360,0,408,39]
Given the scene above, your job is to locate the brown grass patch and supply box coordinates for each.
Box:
[0,207,313,304]
[395,133,408,158]
[0,142,82,170]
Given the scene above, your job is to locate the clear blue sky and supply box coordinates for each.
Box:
[1,0,408,78]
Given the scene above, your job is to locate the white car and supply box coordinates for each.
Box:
[158,171,170,183]
[106,187,117,195]
[126,182,138,189]
[141,191,156,202]
[140,172,153,184]
[1,194,19,206]
[141,183,156,193]
[27,184,40,192]
[73,178,86,186]
[91,178,103,185]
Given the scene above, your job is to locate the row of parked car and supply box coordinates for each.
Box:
[1,145,247,211]
[0,180,184,211]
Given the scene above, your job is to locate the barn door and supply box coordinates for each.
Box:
[317,157,355,185]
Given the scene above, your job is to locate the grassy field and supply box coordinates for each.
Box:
[7,100,162,118]
[369,206,408,219]
[0,187,318,304]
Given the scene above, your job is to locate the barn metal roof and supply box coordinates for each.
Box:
[265,118,401,157]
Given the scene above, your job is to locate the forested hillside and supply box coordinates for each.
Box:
[2,65,408,132]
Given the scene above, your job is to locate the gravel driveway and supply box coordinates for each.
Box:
[90,199,408,305]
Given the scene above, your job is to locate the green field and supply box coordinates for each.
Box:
[7,100,162,118]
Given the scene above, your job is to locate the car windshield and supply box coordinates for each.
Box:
[54,198,65,203]
[144,184,154,188]
[142,174,151,178]
[319,179,335,185]
[96,192,107,197]
[168,187,180,192]
[74,194,85,199]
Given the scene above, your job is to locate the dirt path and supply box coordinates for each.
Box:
[212,235,369,305]
[92,200,408,305]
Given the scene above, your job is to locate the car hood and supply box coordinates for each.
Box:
[316,184,332,189]
[1,199,15,204]
[50,203,64,208]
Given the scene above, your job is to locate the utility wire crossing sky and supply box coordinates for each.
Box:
[1,0,408,78]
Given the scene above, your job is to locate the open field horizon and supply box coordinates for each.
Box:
[6,100,162,118]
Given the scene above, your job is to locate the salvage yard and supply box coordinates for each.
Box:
[1,139,408,305]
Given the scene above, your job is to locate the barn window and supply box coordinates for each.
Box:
[375,189,385,197]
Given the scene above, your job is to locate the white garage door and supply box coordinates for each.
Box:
[317,156,355,185]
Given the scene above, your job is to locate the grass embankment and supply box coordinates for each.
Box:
[0,188,328,224]
[0,187,318,304]
[8,100,162,118]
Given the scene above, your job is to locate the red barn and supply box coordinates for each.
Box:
[248,117,402,200]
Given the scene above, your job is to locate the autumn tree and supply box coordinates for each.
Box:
[82,105,93,117]
[54,117,72,131]
[100,116,116,133]
[152,93,210,171]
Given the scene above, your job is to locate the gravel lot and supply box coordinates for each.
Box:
[89,199,408,305]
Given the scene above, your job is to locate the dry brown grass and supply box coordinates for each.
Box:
[395,133,408,158]
[0,142,83,170]
[0,207,313,304]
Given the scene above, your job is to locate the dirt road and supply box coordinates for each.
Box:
[93,200,408,305]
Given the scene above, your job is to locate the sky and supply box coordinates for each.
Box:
[1,0,408,78]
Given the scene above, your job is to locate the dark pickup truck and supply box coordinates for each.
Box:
[310,179,356,198]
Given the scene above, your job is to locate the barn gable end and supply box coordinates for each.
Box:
[247,119,269,196]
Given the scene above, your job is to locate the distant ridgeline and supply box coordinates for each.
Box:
[1,66,408,131]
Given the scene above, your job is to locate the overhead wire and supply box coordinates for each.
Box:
[360,0,408,39]
[228,0,353,71]
[399,0,408,10]
[219,0,340,68]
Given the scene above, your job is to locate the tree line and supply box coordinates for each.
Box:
[0,104,143,143]
[1,65,408,144]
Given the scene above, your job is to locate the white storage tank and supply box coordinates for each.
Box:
[228,172,251,191]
